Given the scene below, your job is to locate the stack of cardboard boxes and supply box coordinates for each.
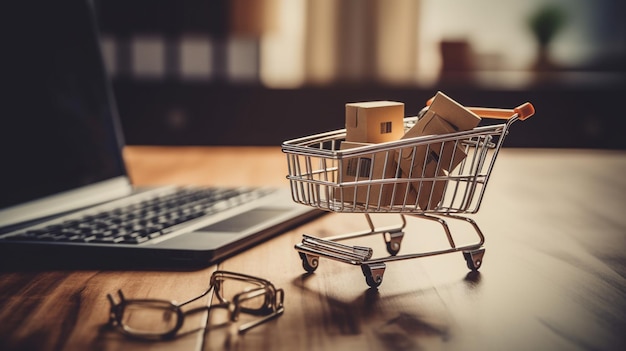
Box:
[337,92,481,210]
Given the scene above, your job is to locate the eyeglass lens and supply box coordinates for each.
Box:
[119,301,180,336]
[213,275,272,314]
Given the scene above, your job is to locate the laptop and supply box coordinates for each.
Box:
[0,0,320,269]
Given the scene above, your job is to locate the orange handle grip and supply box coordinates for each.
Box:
[425,97,535,120]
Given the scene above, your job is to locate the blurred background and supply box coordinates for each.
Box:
[95,0,625,149]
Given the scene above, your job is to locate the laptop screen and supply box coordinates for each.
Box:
[1,0,127,211]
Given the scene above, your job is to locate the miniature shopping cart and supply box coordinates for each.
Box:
[282,99,535,288]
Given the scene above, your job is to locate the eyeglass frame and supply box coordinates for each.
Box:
[106,270,285,340]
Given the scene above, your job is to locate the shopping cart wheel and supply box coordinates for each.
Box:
[299,252,319,273]
[384,231,404,256]
[463,248,485,271]
[361,263,386,288]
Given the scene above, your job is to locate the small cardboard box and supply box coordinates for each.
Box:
[401,91,480,172]
[399,111,468,173]
[413,160,447,210]
[345,101,404,143]
[334,141,416,207]
[396,147,448,210]
[396,91,480,210]
[421,91,482,132]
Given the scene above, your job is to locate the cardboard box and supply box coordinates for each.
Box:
[334,141,417,207]
[401,91,480,172]
[400,111,468,173]
[424,91,482,131]
[345,101,404,143]
[396,148,448,210]
[413,161,447,210]
[395,91,480,210]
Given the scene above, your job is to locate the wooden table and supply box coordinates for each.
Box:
[1,146,625,351]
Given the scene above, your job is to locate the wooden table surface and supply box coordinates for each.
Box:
[1,146,625,351]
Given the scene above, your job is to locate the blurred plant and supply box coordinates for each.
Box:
[528,4,567,70]
[528,4,567,47]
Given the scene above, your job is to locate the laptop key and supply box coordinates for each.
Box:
[148,231,161,239]
[93,236,125,244]
[122,236,149,244]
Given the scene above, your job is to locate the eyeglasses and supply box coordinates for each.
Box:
[106,270,284,340]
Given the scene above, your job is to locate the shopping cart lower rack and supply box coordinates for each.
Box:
[282,101,535,288]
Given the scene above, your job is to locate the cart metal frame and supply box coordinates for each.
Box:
[282,102,535,288]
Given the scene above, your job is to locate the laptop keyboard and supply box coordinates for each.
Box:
[4,187,269,245]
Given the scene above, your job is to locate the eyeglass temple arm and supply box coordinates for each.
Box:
[238,305,285,334]
[107,289,125,305]
[177,285,215,307]
[235,288,285,334]
[106,290,127,327]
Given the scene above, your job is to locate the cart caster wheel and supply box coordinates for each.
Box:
[384,231,404,256]
[361,263,386,288]
[299,252,319,273]
[385,241,401,256]
[463,248,485,271]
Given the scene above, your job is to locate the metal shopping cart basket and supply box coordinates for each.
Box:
[282,100,535,288]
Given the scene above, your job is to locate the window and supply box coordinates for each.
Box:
[380,121,392,134]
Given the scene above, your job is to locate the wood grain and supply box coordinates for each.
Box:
[1,147,625,351]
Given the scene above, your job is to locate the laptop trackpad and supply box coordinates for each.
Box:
[198,208,288,233]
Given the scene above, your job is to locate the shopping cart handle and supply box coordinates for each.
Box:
[425,97,535,121]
